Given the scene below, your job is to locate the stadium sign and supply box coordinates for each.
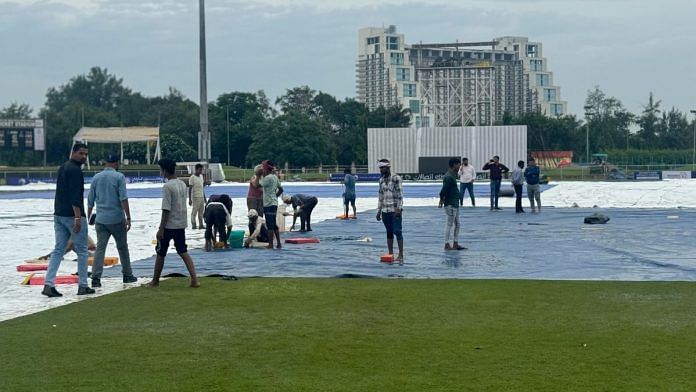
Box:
[0,118,45,151]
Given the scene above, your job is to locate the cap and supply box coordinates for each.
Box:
[105,154,119,163]
[248,209,258,218]
[282,195,292,203]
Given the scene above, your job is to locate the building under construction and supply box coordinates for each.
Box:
[356,26,567,127]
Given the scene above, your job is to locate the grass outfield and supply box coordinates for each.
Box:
[1,278,695,391]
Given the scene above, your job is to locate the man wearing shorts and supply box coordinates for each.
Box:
[144,158,200,288]
[342,168,357,218]
[376,159,404,263]
[260,160,283,249]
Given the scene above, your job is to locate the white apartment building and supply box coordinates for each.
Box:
[357,26,568,126]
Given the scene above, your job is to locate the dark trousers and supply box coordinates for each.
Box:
[204,204,228,243]
[459,182,475,206]
[490,180,501,208]
[514,184,524,212]
[299,197,318,231]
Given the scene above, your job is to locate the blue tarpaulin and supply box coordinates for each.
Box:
[104,207,696,281]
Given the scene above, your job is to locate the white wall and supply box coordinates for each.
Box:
[368,126,528,174]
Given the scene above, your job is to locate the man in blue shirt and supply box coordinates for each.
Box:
[87,154,136,287]
[342,168,357,218]
[524,158,542,213]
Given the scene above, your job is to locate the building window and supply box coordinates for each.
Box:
[543,88,556,101]
[388,36,399,50]
[536,74,549,86]
[530,59,543,72]
[551,104,564,116]
[409,99,420,113]
[404,83,417,97]
[367,37,380,45]
[374,44,380,54]
[390,52,404,65]
[527,45,538,58]
[396,68,410,81]
[422,116,430,127]
[415,115,421,128]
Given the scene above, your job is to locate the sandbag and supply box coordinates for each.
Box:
[584,213,610,224]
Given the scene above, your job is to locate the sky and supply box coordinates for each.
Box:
[1,0,695,118]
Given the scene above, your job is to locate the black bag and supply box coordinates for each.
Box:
[89,213,96,225]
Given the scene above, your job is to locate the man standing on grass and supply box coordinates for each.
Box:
[87,154,137,288]
[144,158,199,288]
[439,157,466,250]
[458,157,476,207]
[376,159,404,263]
[260,160,284,249]
[512,160,526,213]
[42,143,94,297]
[525,158,542,213]
[483,155,509,211]
[189,163,206,229]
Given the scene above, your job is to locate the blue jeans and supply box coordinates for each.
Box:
[490,180,501,208]
[459,182,475,205]
[46,216,89,287]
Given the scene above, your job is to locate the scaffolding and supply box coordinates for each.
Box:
[418,65,495,127]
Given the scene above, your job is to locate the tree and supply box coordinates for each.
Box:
[247,111,329,167]
[160,134,197,162]
[208,91,274,165]
[636,92,662,148]
[0,103,33,119]
[276,86,319,116]
[583,87,634,156]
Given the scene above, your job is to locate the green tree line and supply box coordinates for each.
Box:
[1,68,694,166]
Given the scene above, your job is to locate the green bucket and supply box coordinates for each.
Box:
[228,230,245,248]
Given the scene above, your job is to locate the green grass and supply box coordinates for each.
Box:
[2,278,696,391]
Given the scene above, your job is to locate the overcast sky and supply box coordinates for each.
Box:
[1,0,695,117]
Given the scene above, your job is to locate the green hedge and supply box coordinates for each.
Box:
[600,149,695,165]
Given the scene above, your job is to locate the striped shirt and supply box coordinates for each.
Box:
[377,173,403,213]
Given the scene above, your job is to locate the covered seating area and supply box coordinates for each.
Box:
[71,127,161,168]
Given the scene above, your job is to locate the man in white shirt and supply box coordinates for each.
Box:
[458,157,476,207]
[188,163,206,229]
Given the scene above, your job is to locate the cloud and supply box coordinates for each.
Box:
[0,0,694,117]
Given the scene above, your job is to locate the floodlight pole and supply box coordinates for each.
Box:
[584,105,592,164]
[198,0,210,162]
[226,105,230,166]
[690,110,696,171]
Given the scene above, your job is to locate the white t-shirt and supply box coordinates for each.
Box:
[189,174,205,199]
[459,165,476,183]
[162,178,188,229]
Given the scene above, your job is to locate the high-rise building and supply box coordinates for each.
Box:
[356,26,567,127]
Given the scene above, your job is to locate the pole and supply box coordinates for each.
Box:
[198,0,210,162]
[586,122,589,164]
[584,106,592,164]
[691,110,696,171]
[226,105,230,166]
[43,112,47,167]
